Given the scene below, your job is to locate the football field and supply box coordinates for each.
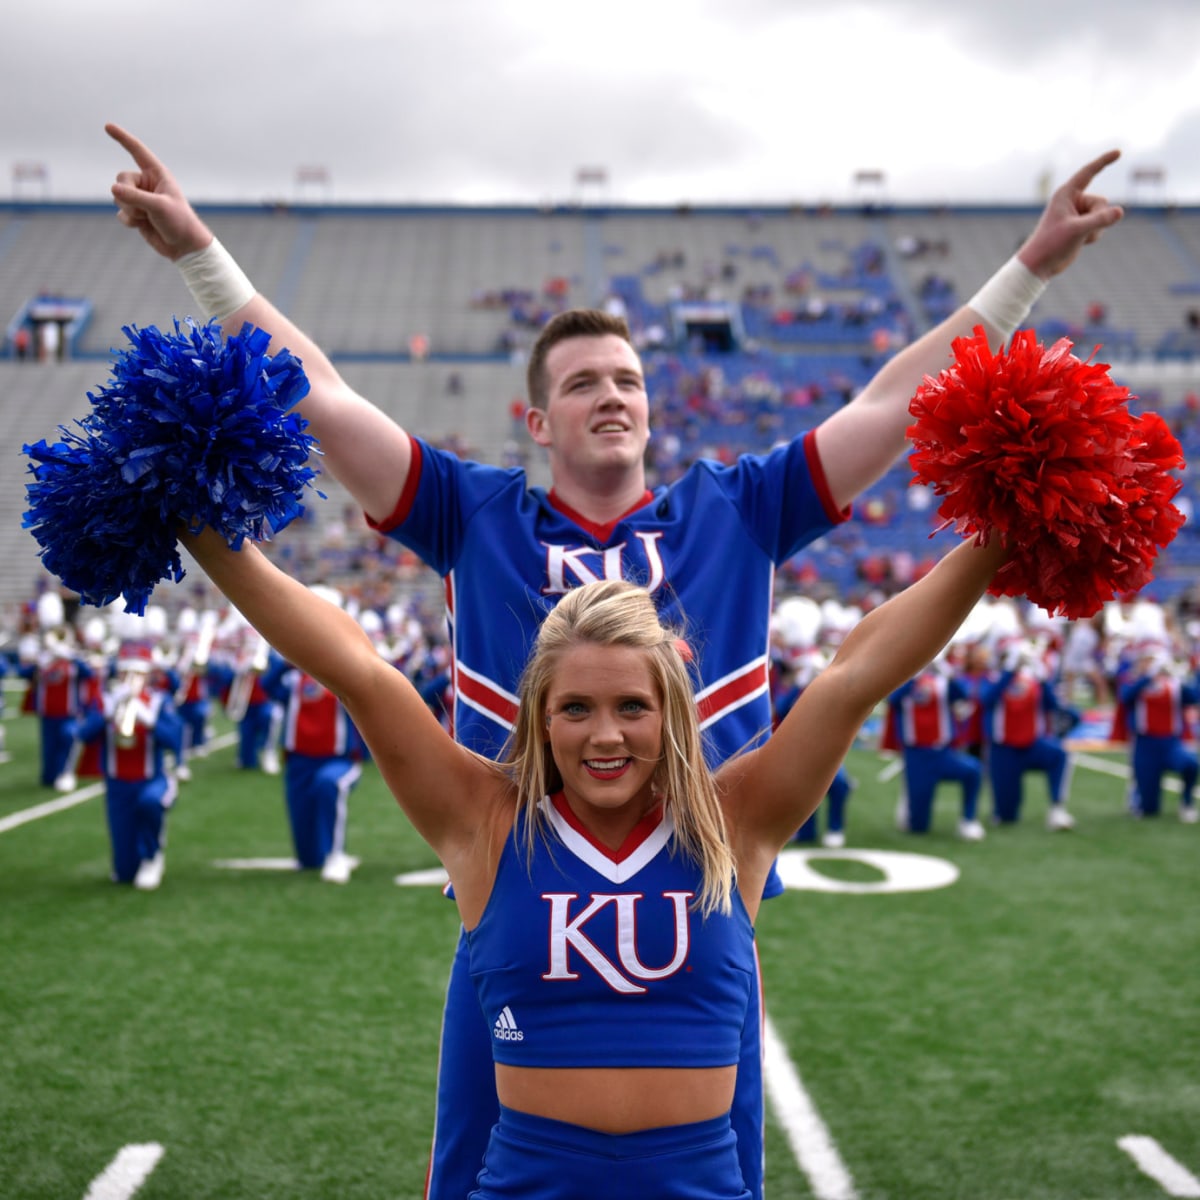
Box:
[1,703,1197,1200]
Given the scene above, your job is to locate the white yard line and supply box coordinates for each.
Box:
[81,1144,164,1200]
[875,757,903,783]
[763,1010,858,1200]
[0,733,238,835]
[0,784,107,832]
[1118,1136,1200,1197]
[212,857,301,871]
[1074,751,1181,791]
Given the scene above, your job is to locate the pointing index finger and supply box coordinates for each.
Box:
[1066,148,1121,193]
[105,123,163,174]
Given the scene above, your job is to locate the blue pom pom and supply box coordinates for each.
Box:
[23,318,321,614]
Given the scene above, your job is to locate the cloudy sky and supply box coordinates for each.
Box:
[6,0,1200,209]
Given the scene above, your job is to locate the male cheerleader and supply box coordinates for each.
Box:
[106,123,1123,1200]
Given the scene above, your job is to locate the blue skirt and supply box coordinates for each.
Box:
[469,1105,752,1199]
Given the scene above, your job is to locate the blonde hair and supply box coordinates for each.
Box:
[506,579,734,916]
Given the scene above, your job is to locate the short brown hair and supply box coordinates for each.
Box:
[525,309,635,410]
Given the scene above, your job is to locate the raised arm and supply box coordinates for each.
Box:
[180,527,502,865]
[106,123,413,524]
[814,150,1125,511]
[729,535,1008,861]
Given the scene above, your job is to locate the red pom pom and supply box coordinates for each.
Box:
[907,327,1185,619]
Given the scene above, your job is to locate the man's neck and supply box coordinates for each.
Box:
[547,470,651,528]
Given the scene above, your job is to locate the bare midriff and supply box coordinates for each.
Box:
[495,1064,737,1133]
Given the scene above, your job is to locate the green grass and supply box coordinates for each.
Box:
[1,707,1198,1199]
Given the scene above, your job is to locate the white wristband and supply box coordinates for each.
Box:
[967,255,1046,341]
[176,237,256,321]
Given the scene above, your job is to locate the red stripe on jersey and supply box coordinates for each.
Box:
[106,719,157,781]
[38,660,82,718]
[696,661,770,728]
[364,436,425,534]
[804,429,853,525]
[284,678,348,756]
[994,686,1045,748]
[899,677,953,747]
[1134,680,1186,737]
[456,670,519,727]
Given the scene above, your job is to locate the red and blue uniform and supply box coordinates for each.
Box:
[372,432,844,1200]
[262,657,365,869]
[981,668,1075,823]
[76,670,108,779]
[954,664,992,758]
[1120,670,1200,817]
[773,674,852,842]
[175,656,214,761]
[78,685,182,883]
[889,670,982,832]
[210,660,276,769]
[23,650,93,786]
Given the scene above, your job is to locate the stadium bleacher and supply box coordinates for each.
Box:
[2,198,1199,623]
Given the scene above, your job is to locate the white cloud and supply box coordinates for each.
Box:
[1,0,1198,205]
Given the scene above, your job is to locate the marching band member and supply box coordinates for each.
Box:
[770,605,854,847]
[887,658,986,840]
[954,637,995,763]
[16,615,40,720]
[172,607,218,780]
[213,616,279,773]
[1119,643,1200,822]
[84,641,184,889]
[260,586,368,883]
[21,593,94,790]
[981,639,1079,829]
[385,601,425,674]
[52,614,112,790]
[412,641,454,733]
[0,642,10,765]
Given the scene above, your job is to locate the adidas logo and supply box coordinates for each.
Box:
[493,1005,524,1043]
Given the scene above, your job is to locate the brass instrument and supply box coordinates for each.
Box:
[114,672,146,747]
[225,634,270,722]
[112,639,156,747]
[174,611,218,705]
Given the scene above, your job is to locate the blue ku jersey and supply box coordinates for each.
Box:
[468,794,756,1070]
[372,430,845,767]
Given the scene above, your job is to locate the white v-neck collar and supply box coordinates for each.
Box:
[540,793,674,884]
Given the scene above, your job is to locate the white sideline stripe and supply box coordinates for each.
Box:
[1075,752,1181,792]
[881,749,1170,789]
[876,757,903,783]
[0,784,106,832]
[0,733,239,835]
[395,867,451,887]
[1118,1135,1200,1197]
[82,1143,164,1200]
[213,857,300,871]
[763,1011,858,1200]
[187,732,239,754]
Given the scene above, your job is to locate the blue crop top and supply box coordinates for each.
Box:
[466,793,755,1069]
